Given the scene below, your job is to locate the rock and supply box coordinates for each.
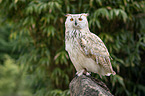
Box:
[69,75,113,96]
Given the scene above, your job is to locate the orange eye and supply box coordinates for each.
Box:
[70,18,73,21]
[78,18,83,21]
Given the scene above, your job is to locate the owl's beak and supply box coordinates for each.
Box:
[73,19,80,29]
[75,20,77,26]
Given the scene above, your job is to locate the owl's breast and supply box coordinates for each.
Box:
[65,37,79,53]
[65,30,81,53]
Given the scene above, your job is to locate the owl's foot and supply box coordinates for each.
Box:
[76,69,91,76]
[83,68,91,76]
[86,72,91,76]
[76,69,84,76]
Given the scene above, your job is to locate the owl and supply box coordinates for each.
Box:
[65,13,116,77]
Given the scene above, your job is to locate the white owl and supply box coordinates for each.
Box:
[65,13,116,77]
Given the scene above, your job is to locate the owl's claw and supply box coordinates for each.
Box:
[76,69,84,76]
[86,72,91,76]
[76,69,91,76]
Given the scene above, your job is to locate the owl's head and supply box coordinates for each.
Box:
[65,13,89,30]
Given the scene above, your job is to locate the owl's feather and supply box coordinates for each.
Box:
[65,13,116,76]
[77,32,116,75]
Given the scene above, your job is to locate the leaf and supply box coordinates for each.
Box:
[94,8,109,19]
[119,9,128,22]
[116,75,125,88]
[137,84,145,93]
[14,0,18,3]
[109,9,128,22]
[95,0,102,6]
[54,51,69,65]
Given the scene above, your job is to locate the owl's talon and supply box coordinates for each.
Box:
[86,72,91,76]
[76,69,91,76]
[76,69,85,76]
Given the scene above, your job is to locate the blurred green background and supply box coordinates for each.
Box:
[0,0,145,96]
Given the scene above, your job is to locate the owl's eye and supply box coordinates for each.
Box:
[78,18,83,21]
[70,18,74,21]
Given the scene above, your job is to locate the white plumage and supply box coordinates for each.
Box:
[65,13,116,76]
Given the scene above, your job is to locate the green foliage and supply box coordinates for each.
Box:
[0,21,13,62]
[0,55,32,96]
[0,0,145,96]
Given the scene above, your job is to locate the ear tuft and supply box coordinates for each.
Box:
[65,14,71,17]
[81,13,89,17]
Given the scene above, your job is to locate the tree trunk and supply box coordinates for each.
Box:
[69,75,113,96]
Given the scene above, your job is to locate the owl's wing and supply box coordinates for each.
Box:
[77,32,115,75]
